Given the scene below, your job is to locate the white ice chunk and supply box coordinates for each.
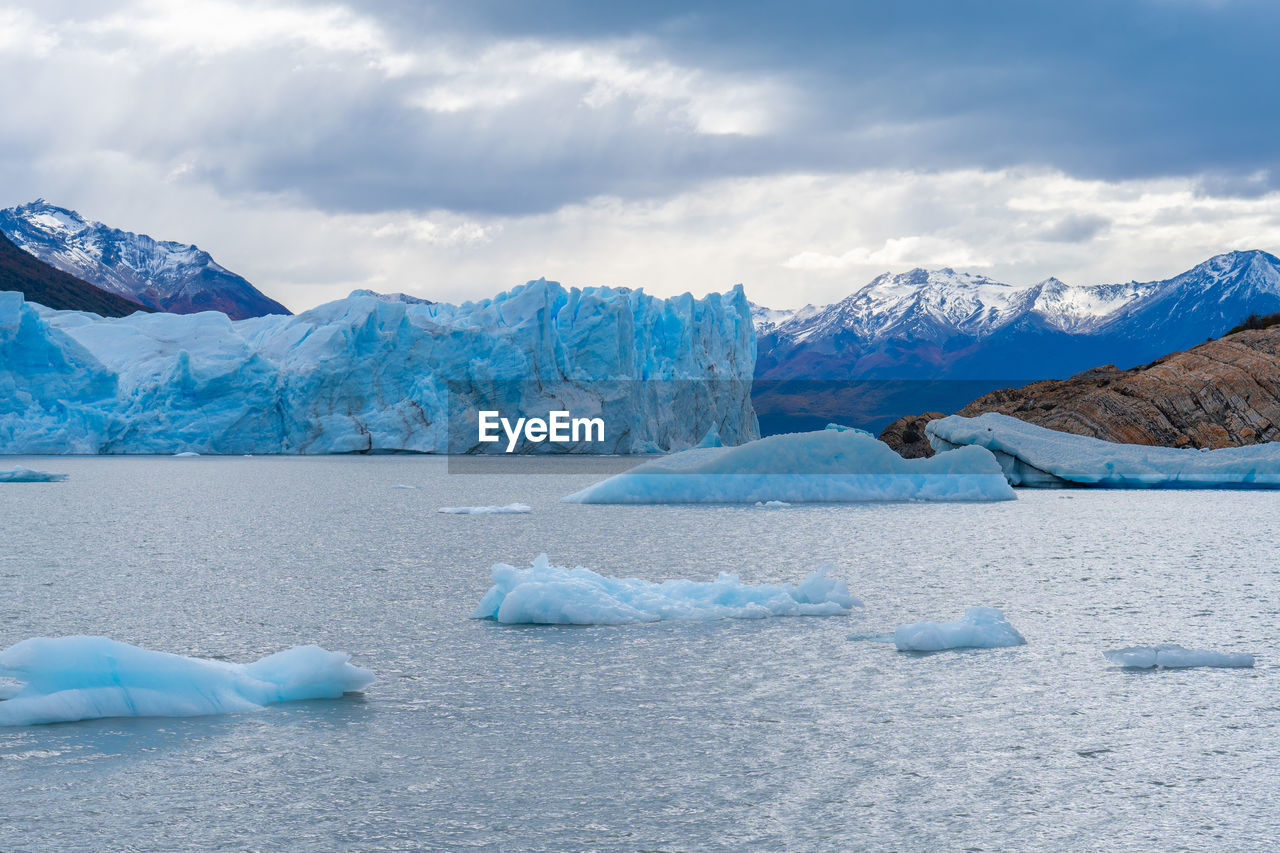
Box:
[563,428,1015,504]
[754,500,791,508]
[1103,644,1255,669]
[0,466,67,483]
[928,412,1280,488]
[172,451,201,457]
[894,606,1026,651]
[470,554,863,625]
[0,636,375,726]
[439,503,532,514]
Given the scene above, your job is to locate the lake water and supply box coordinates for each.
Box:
[1,456,1278,851]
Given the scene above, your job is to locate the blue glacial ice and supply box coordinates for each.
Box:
[894,607,1026,651]
[439,503,532,514]
[0,636,375,726]
[0,280,757,454]
[563,428,1016,503]
[1103,645,1255,669]
[470,554,862,625]
[928,412,1280,488]
[0,466,67,482]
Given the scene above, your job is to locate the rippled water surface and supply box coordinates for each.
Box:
[2,456,1278,851]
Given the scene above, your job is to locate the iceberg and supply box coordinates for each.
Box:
[470,554,862,625]
[563,428,1015,503]
[0,466,67,482]
[0,636,375,726]
[439,503,532,514]
[893,607,1026,651]
[1103,645,1255,669]
[928,412,1280,488]
[0,280,756,454]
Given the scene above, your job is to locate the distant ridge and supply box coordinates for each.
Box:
[0,200,290,320]
[0,230,150,317]
[754,250,1280,382]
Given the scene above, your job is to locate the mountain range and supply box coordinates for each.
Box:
[754,250,1280,380]
[0,229,151,318]
[0,200,290,320]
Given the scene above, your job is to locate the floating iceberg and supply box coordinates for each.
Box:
[439,503,532,514]
[0,636,375,726]
[894,607,1026,651]
[755,500,791,508]
[563,428,1015,503]
[0,281,756,454]
[0,466,67,483]
[470,554,862,625]
[1103,645,1254,669]
[928,412,1280,488]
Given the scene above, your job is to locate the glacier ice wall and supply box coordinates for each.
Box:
[0,636,375,726]
[0,280,758,454]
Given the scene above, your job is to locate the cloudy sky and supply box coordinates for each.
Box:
[4,0,1280,311]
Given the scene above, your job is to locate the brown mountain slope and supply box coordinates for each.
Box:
[882,327,1280,453]
[0,230,151,317]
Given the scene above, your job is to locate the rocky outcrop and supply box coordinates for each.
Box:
[956,327,1280,449]
[878,412,944,458]
[879,326,1280,456]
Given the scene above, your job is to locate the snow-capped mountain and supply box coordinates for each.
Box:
[0,200,290,320]
[754,251,1280,381]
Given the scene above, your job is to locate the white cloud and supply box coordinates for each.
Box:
[3,2,1280,316]
[408,38,788,136]
[85,0,393,59]
[0,8,59,56]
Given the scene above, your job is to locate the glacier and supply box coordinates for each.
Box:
[470,554,862,625]
[563,426,1015,503]
[1103,645,1255,669]
[0,465,67,483]
[928,412,1280,488]
[0,280,756,454]
[0,636,375,726]
[894,607,1026,651]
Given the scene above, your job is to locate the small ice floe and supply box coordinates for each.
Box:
[0,636,375,726]
[0,466,68,483]
[173,451,201,457]
[754,500,791,508]
[1103,645,1254,669]
[471,554,862,625]
[894,606,1026,651]
[390,484,420,490]
[439,503,532,514]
